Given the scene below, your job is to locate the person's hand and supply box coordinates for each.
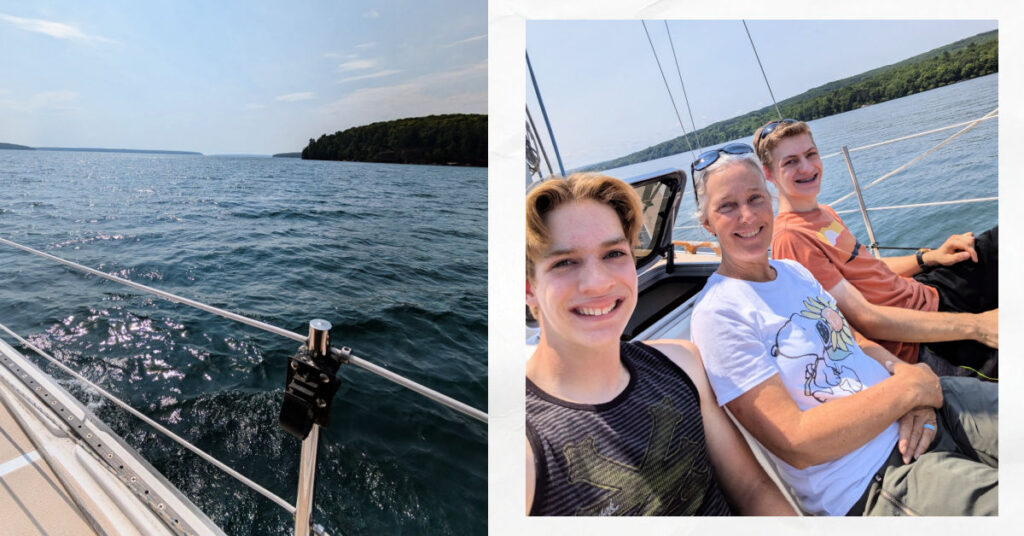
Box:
[886,360,943,409]
[897,407,937,463]
[926,231,977,267]
[973,308,998,348]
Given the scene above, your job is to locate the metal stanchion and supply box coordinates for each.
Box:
[281,319,340,536]
[294,424,319,536]
[841,146,881,259]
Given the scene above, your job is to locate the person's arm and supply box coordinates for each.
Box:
[880,231,979,277]
[650,340,796,515]
[525,438,535,515]
[855,336,939,463]
[723,360,941,470]
[828,278,997,348]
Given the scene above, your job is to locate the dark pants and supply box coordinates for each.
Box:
[851,377,998,516]
[914,226,998,379]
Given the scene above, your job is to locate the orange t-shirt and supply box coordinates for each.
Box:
[772,205,939,363]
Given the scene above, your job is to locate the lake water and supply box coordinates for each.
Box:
[606,73,998,249]
[0,155,487,534]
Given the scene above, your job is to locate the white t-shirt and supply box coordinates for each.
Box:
[691,259,898,516]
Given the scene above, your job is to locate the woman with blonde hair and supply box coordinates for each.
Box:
[688,144,997,516]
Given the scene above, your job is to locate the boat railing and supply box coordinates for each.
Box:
[824,107,997,258]
[673,110,999,252]
[0,236,487,536]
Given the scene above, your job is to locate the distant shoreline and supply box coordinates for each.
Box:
[36,147,203,156]
[0,144,203,155]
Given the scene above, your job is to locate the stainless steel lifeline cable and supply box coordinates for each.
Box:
[818,112,999,160]
[0,321,296,514]
[0,236,488,424]
[827,108,998,208]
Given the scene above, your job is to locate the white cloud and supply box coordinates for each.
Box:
[0,13,112,44]
[0,90,80,113]
[443,34,486,48]
[275,92,315,102]
[325,44,374,60]
[29,90,79,110]
[338,59,377,72]
[341,69,402,83]
[318,62,486,129]
[362,10,379,19]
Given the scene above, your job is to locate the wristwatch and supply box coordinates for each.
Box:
[916,248,931,269]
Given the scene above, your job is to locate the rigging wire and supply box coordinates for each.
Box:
[641,20,696,162]
[526,51,566,177]
[742,20,782,121]
[664,20,703,152]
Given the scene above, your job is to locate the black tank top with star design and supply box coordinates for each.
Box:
[526,341,733,516]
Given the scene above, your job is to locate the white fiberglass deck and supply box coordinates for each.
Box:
[0,382,98,535]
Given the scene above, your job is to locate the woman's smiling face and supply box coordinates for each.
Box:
[527,200,637,351]
[701,161,774,271]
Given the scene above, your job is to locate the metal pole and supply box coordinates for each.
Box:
[294,319,331,536]
[526,51,565,177]
[840,146,881,259]
[294,425,319,536]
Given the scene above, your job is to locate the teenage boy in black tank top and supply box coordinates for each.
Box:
[525,173,795,516]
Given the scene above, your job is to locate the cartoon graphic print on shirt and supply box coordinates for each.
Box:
[562,397,710,516]
[815,220,863,264]
[771,295,865,403]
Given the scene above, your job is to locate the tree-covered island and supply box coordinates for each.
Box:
[301,113,486,167]
[582,30,997,172]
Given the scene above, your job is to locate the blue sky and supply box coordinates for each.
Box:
[526,20,998,169]
[0,1,486,154]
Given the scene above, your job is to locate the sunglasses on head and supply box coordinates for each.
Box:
[757,118,798,144]
[690,143,755,205]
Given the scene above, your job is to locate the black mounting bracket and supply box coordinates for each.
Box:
[279,319,350,440]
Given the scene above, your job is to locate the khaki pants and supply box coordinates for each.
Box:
[861,377,998,516]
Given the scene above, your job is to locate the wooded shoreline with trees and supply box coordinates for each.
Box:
[583,30,997,172]
[301,114,486,167]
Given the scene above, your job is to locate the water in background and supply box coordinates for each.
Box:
[606,73,998,249]
[0,155,487,535]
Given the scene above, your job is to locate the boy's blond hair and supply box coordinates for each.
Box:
[525,173,643,280]
[753,120,816,168]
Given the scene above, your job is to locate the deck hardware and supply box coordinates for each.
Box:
[279,319,343,440]
[281,320,339,536]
